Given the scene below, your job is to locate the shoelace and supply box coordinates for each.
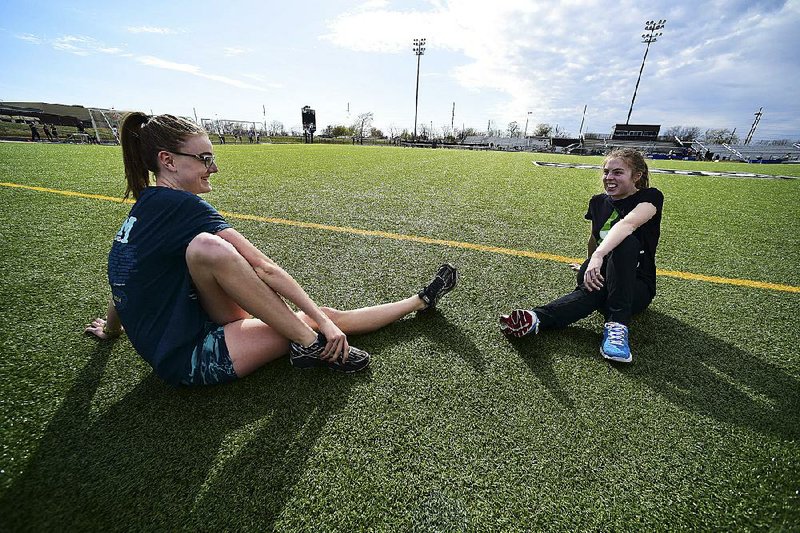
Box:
[500,312,529,333]
[606,323,627,346]
[429,277,445,292]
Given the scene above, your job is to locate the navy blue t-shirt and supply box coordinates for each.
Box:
[585,187,664,287]
[108,187,231,384]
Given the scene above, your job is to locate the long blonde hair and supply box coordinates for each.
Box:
[120,113,206,199]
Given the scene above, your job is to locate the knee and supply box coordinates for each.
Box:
[186,233,238,266]
[296,307,341,330]
[320,306,342,321]
[608,234,641,258]
[619,233,641,249]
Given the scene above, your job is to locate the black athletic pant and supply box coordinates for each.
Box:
[534,234,654,329]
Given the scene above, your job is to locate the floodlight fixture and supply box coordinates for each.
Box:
[626,19,666,124]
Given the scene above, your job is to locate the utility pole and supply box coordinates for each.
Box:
[451,102,455,134]
[626,19,666,124]
[412,38,426,139]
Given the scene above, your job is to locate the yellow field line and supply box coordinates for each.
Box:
[2,181,798,294]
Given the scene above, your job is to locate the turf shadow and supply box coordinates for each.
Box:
[621,310,800,441]
[504,326,602,410]
[506,310,800,440]
[358,308,486,373]
[1,342,360,531]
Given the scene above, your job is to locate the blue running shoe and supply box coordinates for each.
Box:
[499,309,540,338]
[289,332,371,373]
[601,322,632,363]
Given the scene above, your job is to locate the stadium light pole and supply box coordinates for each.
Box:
[412,37,426,139]
[524,111,532,145]
[626,19,665,125]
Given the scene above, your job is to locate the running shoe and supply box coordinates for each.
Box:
[418,263,459,310]
[289,332,371,373]
[499,309,540,338]
[600,322,632,363]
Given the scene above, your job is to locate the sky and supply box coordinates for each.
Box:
[2,0,799,141]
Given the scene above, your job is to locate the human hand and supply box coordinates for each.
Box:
[317,320,349,363]
[84,317,122,340]
[582,255,605,291]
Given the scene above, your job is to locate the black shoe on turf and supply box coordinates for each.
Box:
[418,263,459,310]
[289,332,371,373]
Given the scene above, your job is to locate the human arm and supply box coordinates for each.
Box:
[583,202,657,291]
[85,298,123,340]
[215,228,348,360]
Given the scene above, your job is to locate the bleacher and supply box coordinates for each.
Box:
[461,135,550,151]
[692,141,800,162]
[581,138,682,155]
[0,101,121,143]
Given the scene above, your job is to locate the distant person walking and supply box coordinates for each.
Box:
[43,124,53,141]
[51,125,59,140]
[29,123,41,142]
[86,112,458,386]
[499,148,664,364]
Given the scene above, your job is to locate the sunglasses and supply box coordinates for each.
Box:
[171,151,216,169]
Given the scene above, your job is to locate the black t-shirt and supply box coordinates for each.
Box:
[585,187,664,287]
[108,187,231,384]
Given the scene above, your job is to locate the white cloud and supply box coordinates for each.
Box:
[52,35,98,55]
[20,28,267,93]
[358,0,389,10]
[223,47,251,57]
[321,1,590,120]
[321,0,800,135]
[15,33,42,44]
[137,55,200,74]
[136,55,267,91]
[127,26,177,34]
[242,73,284,89]
[49,34,124,56]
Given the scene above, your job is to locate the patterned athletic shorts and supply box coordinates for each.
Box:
[180,322,238,386]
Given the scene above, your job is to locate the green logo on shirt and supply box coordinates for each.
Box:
[598,208,620,244]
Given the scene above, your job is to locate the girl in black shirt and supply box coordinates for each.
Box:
[500,148,664,363]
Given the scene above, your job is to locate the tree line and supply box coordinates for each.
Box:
[262,115,793,145]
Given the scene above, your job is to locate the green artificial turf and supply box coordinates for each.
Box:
[0,143,798,531]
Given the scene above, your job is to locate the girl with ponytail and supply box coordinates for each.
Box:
[119,112,205,199]
[86,112,458,386]
[500,148,664,364]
